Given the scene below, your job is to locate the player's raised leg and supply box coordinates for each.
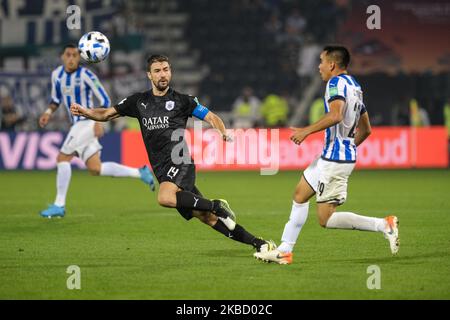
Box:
[254,175,315,264]
[40,152,73,218]
[192,210,276,252]
[313,158,399,255]
[319,204,400,255]
[158,181,237,230]
[85,152,155,191]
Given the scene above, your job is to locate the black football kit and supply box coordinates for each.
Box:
[113,87,267,250]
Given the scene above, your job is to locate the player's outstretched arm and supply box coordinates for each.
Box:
[204,111,233,142]
[354,112,372,146]
[70,102,120,122]
[290,99,344,145]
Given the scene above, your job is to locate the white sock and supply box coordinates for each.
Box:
[54,162,71,207]
[278,201,309,253]
[326,211,386,232]
[100,162,140,178]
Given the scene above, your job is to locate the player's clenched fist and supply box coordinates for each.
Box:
[39,113,50,128]
[289,127,309,145]
[70,102,85,116]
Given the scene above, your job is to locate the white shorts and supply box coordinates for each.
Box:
[60,120,102,163]
[303,157,355,205]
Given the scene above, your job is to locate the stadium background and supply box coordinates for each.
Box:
[1,0,450,300]
[0,0,449,171]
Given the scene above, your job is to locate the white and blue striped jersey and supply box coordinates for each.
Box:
[321,73,367,163]
[50,65,111,124]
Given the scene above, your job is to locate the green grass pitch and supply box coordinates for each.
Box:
[0,169,449,299]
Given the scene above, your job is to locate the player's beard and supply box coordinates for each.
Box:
[154,79,169,91]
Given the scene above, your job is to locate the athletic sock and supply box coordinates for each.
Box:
[278,201,309,253]
[54,162,71,207]
[175,191,214,211]
[325,211,386,232]
[212,220,263,249]
[100,162,140,178]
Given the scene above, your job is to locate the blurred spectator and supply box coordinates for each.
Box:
[297,36,322,77]
[260,93,289,127]
[285,8,307,36]
[0,95,24,131]
[264,12,283,43]
[392,95,410,125]
[410,98,430,127]
[279,30,301,48]
[231,87,261,128]
[309,97,325,125]
[279,8,306,45]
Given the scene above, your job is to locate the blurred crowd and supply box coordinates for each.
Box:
[0,95,26,131]
[226,86,450,136]
[0,0,448,138]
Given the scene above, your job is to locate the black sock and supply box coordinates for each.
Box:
[176,191,213,211]
[212,220,265,249]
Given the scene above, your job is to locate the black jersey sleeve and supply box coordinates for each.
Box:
[113,93,140,118]
[181,94,210,120]
[182,94,199,117]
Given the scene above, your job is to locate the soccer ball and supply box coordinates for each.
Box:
[78,31,110,63]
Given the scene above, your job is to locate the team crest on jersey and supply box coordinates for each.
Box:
[165,101,175,111]
[62,87,73,95]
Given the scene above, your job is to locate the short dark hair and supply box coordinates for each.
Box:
[61,43,78,54]
[146,54,170,71]
[323,45,350,69]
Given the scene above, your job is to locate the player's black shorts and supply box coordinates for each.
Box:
[155,162,196,191]
[154,162,201,220]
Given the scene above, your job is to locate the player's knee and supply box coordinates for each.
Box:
[88,168,101,176]
[56,153,71,163]
[158,194,176,208]
[205,213,218,226]
[293,189,308,203]
[318,211,331,228]
[195,212,216,226]
[318,217,328,228]
[87,164,101,176]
